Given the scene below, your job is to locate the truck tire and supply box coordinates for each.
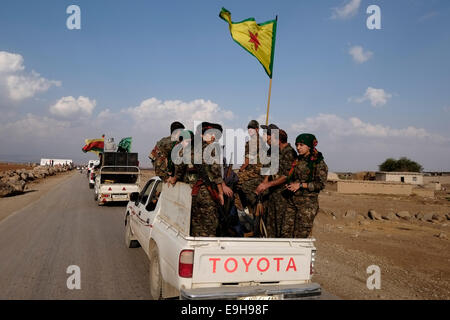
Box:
[125,215,140,248]
[89,183,94,189]
[149,246,163,300]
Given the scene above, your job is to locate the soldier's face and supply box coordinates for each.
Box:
[248,128,257,137]
[296,143,310,156]
[171,129,182,141]
[266,134,272,145]
[202,133,213,143]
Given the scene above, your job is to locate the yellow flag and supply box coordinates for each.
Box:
[219,8,277,78]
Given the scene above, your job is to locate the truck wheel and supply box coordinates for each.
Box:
[149,246,163,300]
[125,215,140,248]
[89,183,94,189]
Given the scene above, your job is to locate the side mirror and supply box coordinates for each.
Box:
[130,192,139,202]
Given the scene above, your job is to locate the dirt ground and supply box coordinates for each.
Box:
[140,170,450,300]
[313,186,450,300]
[0,162,34,172]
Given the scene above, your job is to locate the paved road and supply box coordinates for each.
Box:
[0,172,151,299]
[0,172,339,300]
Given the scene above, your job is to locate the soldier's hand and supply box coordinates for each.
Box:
[286,182,301,192]
[222,184,233,197]
[218,193,225,206]
[255,182,270,194]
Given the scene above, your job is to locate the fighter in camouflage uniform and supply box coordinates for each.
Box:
[255,129,297,238]
[171,124,224,237]
[285,133,328,238]
[148,121,184,181]
[236,120,265,215]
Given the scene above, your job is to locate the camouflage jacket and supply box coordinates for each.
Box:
[174,142,223,187]
[271,143,297,182]
[148,136,176,178]
[289,156,328,196]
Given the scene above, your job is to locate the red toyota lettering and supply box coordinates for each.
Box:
[224,258,238,273]
[286,257,297,271]
[242,257,254,272]
[257,257,270,272]
[209,258,221,273]
[273,257,284,272]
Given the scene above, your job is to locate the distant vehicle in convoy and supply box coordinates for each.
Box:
[87,160,100,188]
[125,177,321,300]
[94,152,140,205]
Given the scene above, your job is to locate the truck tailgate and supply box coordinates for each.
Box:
[191,239,314,285]
[100,184,139,193]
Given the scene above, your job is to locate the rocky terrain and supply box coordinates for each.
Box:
[0,164,73,198]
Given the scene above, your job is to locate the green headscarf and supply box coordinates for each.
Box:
[179,130,194,142]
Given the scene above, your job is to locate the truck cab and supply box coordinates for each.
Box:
[125,177,321,300]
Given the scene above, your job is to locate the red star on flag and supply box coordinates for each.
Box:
[249,30,261,51]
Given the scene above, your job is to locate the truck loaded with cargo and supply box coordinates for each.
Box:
[94,152,141,205]
[125,177,321,300]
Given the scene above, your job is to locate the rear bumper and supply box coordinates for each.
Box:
[99,194,131,202]
[180,282,321,300]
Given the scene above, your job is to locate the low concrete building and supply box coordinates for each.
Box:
[375,171,423,185]
[40,159,73,166]
[337,180,413,195]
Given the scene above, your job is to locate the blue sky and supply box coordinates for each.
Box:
[0,0,449,171]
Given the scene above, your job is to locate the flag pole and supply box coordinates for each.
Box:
[265,78,272,126]
[265,15,277,126]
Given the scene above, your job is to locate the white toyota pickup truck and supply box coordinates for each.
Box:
[94,166,140,205]
[125,176,321,300]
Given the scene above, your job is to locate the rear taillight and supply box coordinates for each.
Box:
[90,173,94,179]
[179,250,194,278]
[310,249,316,275]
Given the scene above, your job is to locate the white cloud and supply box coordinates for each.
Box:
[289,113,450,171]
[418,11,438,23]
[7,71,61,101]
[349,45,373,64]
[0,113,70,139]
[123,97,234,131]
[49,96,96,119]
[0,51,61,102]
[350,87,392,107]
[292,113,448,142]
[0,51,25,73]
[331,0,361,20]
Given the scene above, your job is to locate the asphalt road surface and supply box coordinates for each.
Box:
[0,172,338,300]
[0,172,152,299]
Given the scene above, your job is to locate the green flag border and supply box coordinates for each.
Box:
[219,7,277,79]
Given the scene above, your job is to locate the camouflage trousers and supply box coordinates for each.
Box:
[236,169,264,214]
[153,158,170,181]
[283,194,319,238]
[264,188,292,238]
[190,185,218,237]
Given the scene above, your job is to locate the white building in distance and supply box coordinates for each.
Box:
[375,171,423,185]
[40,159,73,166]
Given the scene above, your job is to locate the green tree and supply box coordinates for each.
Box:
[379,157,423,172]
